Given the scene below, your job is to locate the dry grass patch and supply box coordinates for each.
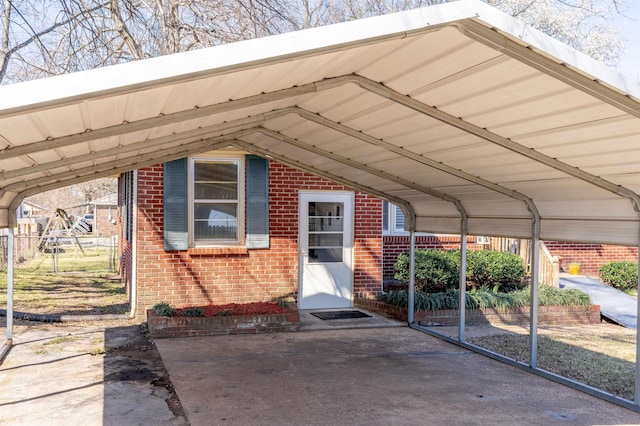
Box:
[0,249,128,316]
[470,331,636,400]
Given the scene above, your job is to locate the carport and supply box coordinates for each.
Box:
[0,0,638,410]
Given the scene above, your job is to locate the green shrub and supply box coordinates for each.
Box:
[600,262,638,292]
[467,250,526,292]
[394,249,526,293]
[394,250,459,293]
[377,285,590,311]
[182,307,204,317]
[152,302,175,317]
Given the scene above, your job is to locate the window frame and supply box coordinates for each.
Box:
[382,200,406,235]
[382,200,432,236]
[188,155,245,247]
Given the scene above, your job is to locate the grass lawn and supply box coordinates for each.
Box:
[469,331,636,401]
[0,248,128,316]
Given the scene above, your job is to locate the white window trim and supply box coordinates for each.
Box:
[188,154,245,247]
[382,200,432,236]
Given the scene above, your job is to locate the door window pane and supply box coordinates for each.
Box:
[309,248,342,263]
[308,201,344,263]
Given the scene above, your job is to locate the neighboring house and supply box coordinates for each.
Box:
[18,200,50,219]
[16,201,49,236]
[68,193,119,236]
[119,152,383,315]
[91,193,119,236]
[383,202,639,279]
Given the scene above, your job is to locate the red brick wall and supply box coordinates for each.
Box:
[131,161,383,316]
[383,235,484,282]
[544,242,639,277]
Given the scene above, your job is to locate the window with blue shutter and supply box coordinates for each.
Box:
[245,155,269,249]
[163,154,269,250]
[163,158,189,250]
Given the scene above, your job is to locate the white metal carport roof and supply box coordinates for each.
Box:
[0,0,638,246]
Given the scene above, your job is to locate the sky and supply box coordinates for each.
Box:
[614,1,640,81]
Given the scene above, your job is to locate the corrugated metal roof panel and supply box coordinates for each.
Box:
[0,0,637,245]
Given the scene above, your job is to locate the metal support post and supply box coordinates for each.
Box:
[408,230,416,324]
[635,233,640,405]
[529,218,541,368]
[7,227,14,344]
[459,215,468,342]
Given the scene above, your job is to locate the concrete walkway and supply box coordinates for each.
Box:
[560,274,638,329]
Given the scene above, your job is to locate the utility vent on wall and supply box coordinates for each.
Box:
[476,236,491,245]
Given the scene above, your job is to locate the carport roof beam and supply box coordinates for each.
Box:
[333,74,640,215]
[0,84,316,159]
[288,105,540,219]
[248,128,466,211]
[233,139,415,217]
[1,139,236,196]
[455,20,640,118]
[6,139,235,219]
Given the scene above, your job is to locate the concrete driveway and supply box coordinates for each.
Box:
[156,326,640,425]
[0,320,187,425]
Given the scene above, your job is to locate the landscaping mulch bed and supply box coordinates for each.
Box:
[176,302,290,317]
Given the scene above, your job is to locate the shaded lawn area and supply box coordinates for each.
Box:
[469,332,636,401]
[0,249,128,316]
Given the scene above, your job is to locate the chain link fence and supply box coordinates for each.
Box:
[0,234,118,274]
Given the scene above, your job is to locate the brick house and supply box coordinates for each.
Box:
[119,154,388,316]
[382,202,639,280]
[119,157,638,317]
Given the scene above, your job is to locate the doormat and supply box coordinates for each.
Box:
[310,310,372,320]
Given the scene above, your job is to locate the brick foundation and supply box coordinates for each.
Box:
[356,299,601,326]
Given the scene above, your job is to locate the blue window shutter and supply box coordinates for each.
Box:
[164,158,189,250]
[246,155,269,249]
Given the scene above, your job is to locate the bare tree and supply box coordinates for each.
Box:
[0,0,631,85]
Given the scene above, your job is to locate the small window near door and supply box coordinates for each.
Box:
[382,200,405,234]
[308,201,344,263]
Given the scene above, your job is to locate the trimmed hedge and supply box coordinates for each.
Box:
[394,250,459,293]
[467,250,526,292]
[394,249,526,293]
[600,262,638,292]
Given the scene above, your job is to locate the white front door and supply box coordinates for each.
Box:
[298,191,354,310]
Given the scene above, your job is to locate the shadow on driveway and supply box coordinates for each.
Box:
[0,320,188,425]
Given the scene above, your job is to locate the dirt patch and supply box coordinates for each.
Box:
[103,323,187,420]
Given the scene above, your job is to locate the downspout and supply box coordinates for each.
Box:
[459,211,468,342]
[128,170,139,319]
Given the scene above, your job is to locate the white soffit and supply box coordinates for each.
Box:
[0,0,638,245]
